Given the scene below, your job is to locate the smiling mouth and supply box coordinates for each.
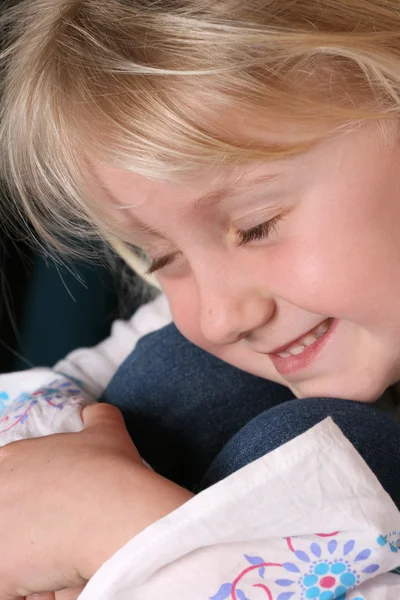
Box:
[270,318,334,359]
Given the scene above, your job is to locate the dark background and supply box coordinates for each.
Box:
[0,233,143,373]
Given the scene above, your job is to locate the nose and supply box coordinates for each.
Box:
[198,274,275,346]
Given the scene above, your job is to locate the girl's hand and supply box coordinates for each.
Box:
[0,404,192,599]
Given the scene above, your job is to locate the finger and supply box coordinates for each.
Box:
[82,403,126,431]
[82,403,141,460]
[26,588,84,600]
[54,587,85,600]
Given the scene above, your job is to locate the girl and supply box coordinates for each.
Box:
[1,0,400,598]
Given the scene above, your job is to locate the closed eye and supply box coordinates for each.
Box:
[236,215,281,245]
[145,214,284,274]
[145,252,181,275]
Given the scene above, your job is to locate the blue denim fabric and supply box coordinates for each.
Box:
[102,324,400,507]
[102,323,293,488]
[200,398,400,508]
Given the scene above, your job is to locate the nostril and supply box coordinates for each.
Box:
[237,331,251,342]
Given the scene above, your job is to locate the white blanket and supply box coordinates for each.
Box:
[81,418,400,600]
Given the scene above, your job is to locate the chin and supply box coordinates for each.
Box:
[288,374,390,404]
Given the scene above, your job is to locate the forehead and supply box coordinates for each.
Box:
[93,161,224,206]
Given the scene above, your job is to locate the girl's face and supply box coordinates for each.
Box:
[93,120,400,401]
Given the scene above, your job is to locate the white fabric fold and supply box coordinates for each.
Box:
[79,418,400,600]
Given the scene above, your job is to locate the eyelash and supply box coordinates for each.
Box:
[236,215,281,246]
[146,253,179,275]
[145,215,282,275]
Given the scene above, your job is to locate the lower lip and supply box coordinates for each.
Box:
[268,318,339,376]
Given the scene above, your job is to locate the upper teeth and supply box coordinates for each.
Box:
[276,319,331,358]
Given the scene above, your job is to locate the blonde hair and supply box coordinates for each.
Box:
[1,0,400,280]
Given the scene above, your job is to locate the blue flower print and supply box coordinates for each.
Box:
[210,531,400,600]
[377,531,400,554]
[0,391,10,416]
[276,535,380,600]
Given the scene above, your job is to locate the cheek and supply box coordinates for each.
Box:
[280,238,367,310]
[273,161,400,323]
[271,224,400,325]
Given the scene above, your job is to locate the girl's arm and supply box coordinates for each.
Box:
[0,405,399,600]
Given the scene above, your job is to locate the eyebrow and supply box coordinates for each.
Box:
[94,169,282,237]
[193,172,282,210]
[193,173,282,210]
[93,174,155,235]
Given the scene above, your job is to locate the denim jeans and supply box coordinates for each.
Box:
[102,323,400,507]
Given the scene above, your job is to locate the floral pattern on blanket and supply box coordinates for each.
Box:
[210,531,400,600]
